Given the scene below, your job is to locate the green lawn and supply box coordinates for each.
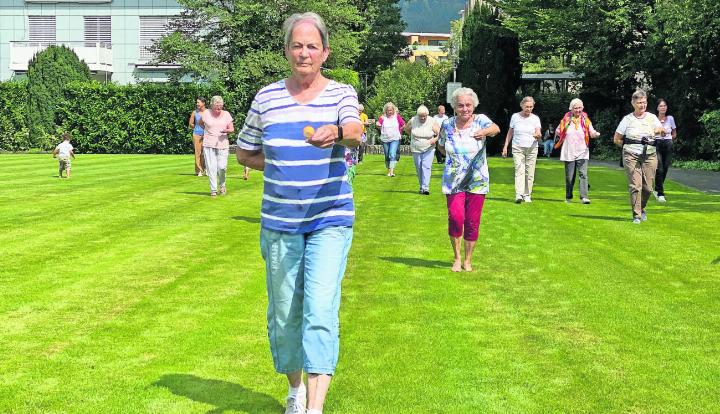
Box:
[1,154,719,413]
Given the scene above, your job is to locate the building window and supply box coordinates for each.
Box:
[28,16,56,45]
[139,16,173,62]
[427,39,447,47]
[84,16,112,48]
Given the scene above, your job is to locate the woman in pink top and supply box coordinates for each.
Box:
[199,95,234,197]
[555,98,600,203]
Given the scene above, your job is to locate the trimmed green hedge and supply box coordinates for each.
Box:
[57,82,233,154]
[0,81,30,151]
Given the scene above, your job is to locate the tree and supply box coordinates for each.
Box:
[457,3,521,153]
[354,0,407,85]
[26,45,91,149]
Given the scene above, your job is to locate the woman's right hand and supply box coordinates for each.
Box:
[502,146,508,158]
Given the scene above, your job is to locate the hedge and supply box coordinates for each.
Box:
[0,81,30,151]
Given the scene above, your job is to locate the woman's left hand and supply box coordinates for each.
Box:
[472,130,486,140]
[306,125,339,148]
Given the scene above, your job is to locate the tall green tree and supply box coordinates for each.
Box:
[26,45,91,149]
[353,0,407,86]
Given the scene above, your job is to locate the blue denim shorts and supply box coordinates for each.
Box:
[260,225,353,375]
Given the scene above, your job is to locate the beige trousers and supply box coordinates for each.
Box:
[623,150,658,218]
[193,134,205,174]
[512,144,538,196]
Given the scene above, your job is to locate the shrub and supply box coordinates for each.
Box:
[0,81,30,151]
[27,45,91,149]
[699,109,720,160]
[57,82,233,154]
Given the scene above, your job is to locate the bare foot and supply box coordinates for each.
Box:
[451,260,462,272]
[463,261,473,271]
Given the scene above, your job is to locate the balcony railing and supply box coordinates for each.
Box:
[10,41,113,72]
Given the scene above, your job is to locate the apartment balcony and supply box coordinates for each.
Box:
[10,41,113,73]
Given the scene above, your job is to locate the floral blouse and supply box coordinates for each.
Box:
[438,114,494,194]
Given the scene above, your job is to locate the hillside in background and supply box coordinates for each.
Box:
[400,0,465,33]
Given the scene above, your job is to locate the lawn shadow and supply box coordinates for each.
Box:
[568,214,628,222]
[231,216,261,223]
[382,190,422,194]
[153,374,282,414]
[380,256,447,269]
[178,191,211,197]
[177,173,199,176]
[712,257,720,265]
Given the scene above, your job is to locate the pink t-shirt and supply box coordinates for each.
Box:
[201,110,233,149]
[558,122,597,161]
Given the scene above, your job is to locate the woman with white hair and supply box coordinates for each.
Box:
[555,98,601,203]
[502,96,542,203]
[376,102,405,177]
[199,95,234,197]
[235,12,362,414]
[404,104,440,194]
[437,87,500,272]
[613,89,664,224]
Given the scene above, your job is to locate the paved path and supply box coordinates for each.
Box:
[590,159,720,194]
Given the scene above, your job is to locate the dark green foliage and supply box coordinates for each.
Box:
[0,81,30,151]
[355,0,407,85]
[458,4,521,154]
[26,45,91,149]
[230,50,290,112]
[56,82,233,154]
[699,110,720,160]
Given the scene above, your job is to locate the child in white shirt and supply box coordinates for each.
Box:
[52,133,75,178]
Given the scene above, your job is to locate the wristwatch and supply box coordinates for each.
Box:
[335,125,344,143]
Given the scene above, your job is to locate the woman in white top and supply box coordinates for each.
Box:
[613,89,664,224]
[502,96,542,203]
[555,98,601,203]
[653,99,677,202]
[376,102,405,177]
[404,105,440,194]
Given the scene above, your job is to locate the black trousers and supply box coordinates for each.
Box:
[434,143,445,163]
[654,140,673,195]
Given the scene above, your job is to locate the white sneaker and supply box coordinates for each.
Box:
[523,195,532,203]
[658,195,666,203]
[514,195,523,204]
[285,394,306,414]
[581,198,591,204]
[652,190,659,200]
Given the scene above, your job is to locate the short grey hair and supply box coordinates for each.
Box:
[450,87,479,110]
[210,95,224,107]
[283,12,329,50]
[568,98,583,110]
[631,89,647,102]
[416,105,429,116]
[520,96,535,106]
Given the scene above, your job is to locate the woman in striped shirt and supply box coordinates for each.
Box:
[236,12,362,414]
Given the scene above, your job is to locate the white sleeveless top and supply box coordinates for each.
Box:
[410,116,437,153]
[380,115,401,142]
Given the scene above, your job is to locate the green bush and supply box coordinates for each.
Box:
[0,81,30,151]
[57,82,233,154]
[699,109,720,160]
[366,60,451,127]
[324,68,361,92]
[27,45,91,149]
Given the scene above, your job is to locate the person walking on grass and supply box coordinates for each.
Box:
[235,12,362,414]
[542,123,556,158]
[503,96,542,203]
[433,104,449,164]
[199,95,234,197]
[357,104,370,163]
[653,99,677,203]
[404,104,440,195]
[555,98,601,204]
[52,133,75,179]
[188,96,206,176]
[613,89,664,224]
[437,87,500,272]
[376,102,404,177]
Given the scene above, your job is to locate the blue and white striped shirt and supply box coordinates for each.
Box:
[237,80,361,233]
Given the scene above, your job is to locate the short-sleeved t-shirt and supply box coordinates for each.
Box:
[55,141,73,158]
[236,79,361,234]
[201,110,233,149]
[657,115,676,140]
[615,112,662,155]
[438,114,494,195]
[509,112,541,147]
